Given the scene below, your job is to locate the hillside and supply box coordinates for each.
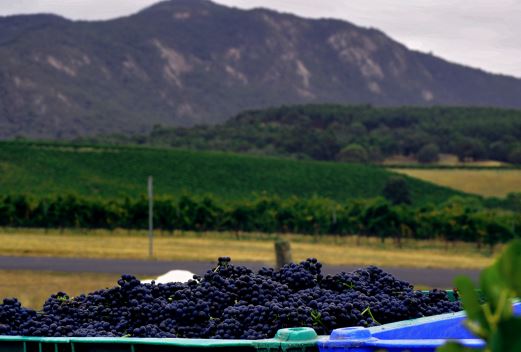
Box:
[102,105,521,164]
[0,142,464,205]
[1,0,521,138]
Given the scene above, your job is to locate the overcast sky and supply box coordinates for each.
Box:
[0,0,519,78]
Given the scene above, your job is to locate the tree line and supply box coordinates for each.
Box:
[89,105,521,164]
[1,193,519,249]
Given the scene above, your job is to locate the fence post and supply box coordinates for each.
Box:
[274,238,292,269]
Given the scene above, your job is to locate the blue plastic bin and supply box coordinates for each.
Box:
[318,302,521,352]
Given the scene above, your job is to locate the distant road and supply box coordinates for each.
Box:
[0,256,479,288]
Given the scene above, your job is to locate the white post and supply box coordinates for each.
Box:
[148,176,154,258]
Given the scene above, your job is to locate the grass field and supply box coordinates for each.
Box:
[384,153,509,167]
[0,141,463,205]
[0,229,494,270]
[394,168,521,197]
[0,270,123,309]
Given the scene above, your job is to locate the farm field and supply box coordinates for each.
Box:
[393,168,521,197]
[383,154,509,167]
[0,228,494,270]
[0,270,122,309]
[0,141,463,205]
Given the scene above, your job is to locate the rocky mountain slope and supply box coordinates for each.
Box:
[1,0,520,138]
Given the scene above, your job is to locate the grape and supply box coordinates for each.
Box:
[0,258,461,339]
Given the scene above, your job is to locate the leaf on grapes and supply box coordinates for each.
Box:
[490,317,521,352]
[454,276,489,337]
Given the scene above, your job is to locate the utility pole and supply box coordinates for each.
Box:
[148,176,154,258]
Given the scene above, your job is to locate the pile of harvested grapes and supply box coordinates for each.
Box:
[0,258,460,339]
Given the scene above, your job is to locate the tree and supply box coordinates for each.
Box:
[489,141,510,161]
[348,122,367,136]
[508,146,521,164]
[337,144,368,163]
[367,146,383,162]
[453,137,486,161]
[361,199,401,243]
[505,193,521,212]
[382,177,411,205]
[417,143,440,163]
[484,219,513,251]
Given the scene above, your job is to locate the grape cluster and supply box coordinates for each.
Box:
[0,258,461,339]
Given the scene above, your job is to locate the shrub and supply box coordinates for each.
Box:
[382,177,411,205]
[337,144,368,163]
[417,143,440,163]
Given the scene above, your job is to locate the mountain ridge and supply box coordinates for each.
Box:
[0,0,520,138]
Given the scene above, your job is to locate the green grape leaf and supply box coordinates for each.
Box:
[480,265,512,320]
[495,239,521,295]
[490,317,521,352]
[455,276,489,337]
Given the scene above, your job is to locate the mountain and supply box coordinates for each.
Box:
[1,0,521,138]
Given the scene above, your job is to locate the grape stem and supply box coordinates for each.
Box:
[361,306,380,325]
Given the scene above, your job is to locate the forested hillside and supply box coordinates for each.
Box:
[100,105,521,164]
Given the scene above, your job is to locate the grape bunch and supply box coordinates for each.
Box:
[0,258,461,339]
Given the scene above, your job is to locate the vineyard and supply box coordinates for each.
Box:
[0,141,462,204]
[2,0,521,346]
[1,142,520,247]
[1,193,519,247]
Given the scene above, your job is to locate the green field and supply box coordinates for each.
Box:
[0,142,464,204]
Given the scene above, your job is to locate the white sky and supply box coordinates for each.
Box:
[0,0,520,78]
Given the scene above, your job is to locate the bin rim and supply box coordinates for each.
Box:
[0,327,323,348]
[318,337,485,349]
